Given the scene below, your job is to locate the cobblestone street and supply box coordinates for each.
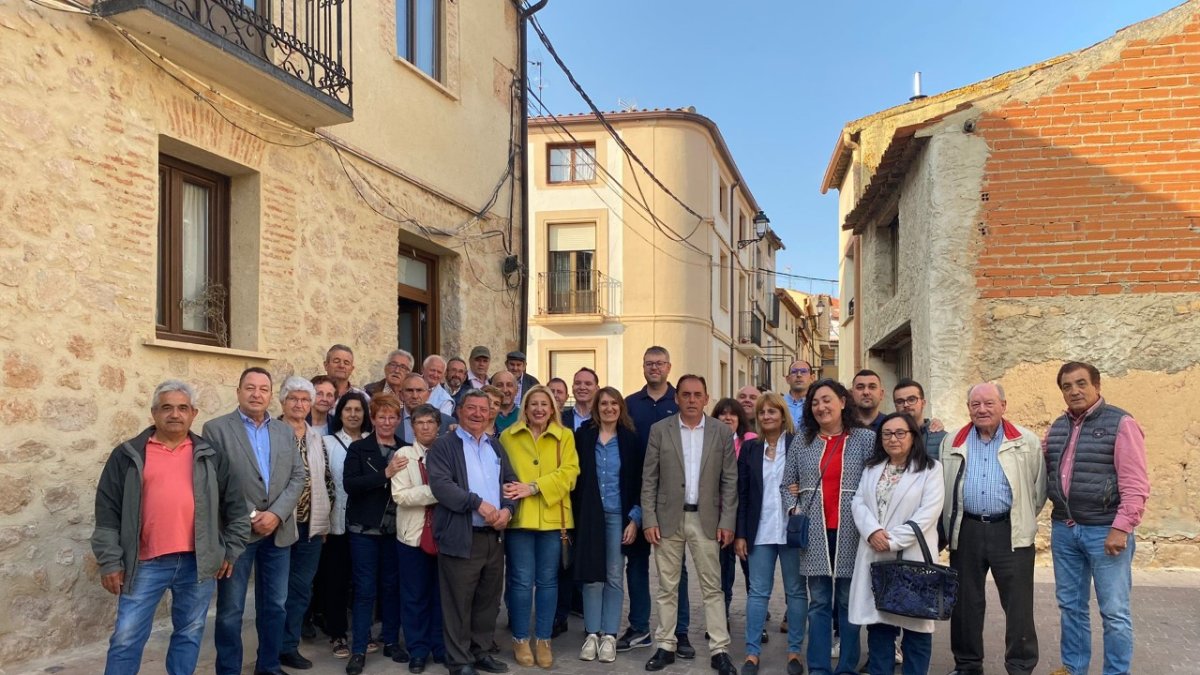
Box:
[11,568,1200,675]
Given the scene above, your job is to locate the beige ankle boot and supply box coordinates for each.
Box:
[513,638,534,667]
[534,638,554,668]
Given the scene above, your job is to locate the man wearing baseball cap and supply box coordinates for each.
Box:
[467,346,491,392]
[506,351,540,404]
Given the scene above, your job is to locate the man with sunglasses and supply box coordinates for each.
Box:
[782,360,814,430]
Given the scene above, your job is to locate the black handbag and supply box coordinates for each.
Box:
[555,436,573,570]
[786,444,836,549]
[869,520,959,621]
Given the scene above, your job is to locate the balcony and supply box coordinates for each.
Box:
[536,270,620,322]
[96,0,353,127]
[737,310,764,357]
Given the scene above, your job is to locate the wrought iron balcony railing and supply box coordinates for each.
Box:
[537,270,620,318]
[97,0,353,125]
[739,310,763,349]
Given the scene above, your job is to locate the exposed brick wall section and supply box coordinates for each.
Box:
[975,15,1200,299]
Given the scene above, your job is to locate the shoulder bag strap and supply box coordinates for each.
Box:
[556,434,571,543]
[903,519,935,564]
[796,436,838,515]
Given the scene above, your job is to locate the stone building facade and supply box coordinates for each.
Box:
[825,2,1200,565]
[0,0,522,663]
[526,109,790,398]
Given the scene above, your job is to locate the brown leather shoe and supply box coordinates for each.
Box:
[534,639,554,668]
[512,639,534,667]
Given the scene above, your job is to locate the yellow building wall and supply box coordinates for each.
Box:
[0,0,519,663]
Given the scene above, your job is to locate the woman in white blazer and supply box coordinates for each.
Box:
[849,412,944,675]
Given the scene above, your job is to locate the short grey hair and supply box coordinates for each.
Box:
[279,375,317,403]
[151,379,196,409]
[387,349,414,367]
[411,403,441,426]
[966,382,1006,402]
[422,354,446,370]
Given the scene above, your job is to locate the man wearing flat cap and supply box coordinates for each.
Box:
[467,346,491,393]
[506,351,539,405]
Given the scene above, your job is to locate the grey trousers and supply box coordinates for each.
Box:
[438,530,505,669]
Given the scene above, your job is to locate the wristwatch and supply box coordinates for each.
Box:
[529,481,541,496]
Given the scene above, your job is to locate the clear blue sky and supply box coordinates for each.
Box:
[527,0,1182,292]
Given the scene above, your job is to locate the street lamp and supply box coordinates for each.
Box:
[737,210,770,249]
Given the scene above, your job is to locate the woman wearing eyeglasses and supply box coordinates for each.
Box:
[847,412,944,675]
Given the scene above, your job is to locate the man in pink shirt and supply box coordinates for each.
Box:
[1044,361,1149,675]
[92,380,249,674]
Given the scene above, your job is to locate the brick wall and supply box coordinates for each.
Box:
[975,14,1200,299]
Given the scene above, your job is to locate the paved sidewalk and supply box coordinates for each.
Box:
[8,568,1199,674]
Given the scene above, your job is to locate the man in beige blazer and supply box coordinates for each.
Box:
[641,374,738,675]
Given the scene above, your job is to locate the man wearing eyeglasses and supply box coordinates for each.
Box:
[366,349,414,399]
[941,382,1046,675]
[619,346,694,658]
[892,378,946,460]
[782,360,813,430]
[399,372,452,444]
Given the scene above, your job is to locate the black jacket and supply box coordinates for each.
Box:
[426,431,519,559]
[343,434,398,533]
[572,423,646,582]
[736,433,795,549]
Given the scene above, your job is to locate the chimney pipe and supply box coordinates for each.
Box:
[910,71,927,101]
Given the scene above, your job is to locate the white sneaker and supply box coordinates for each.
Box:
[598,634,617,663]
[831,640,840,661]
[580,633,599,661]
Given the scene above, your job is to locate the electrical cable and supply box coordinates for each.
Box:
[528,14,709,236]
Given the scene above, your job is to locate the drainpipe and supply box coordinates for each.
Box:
[729,180,738,398]
[517,0,548,353]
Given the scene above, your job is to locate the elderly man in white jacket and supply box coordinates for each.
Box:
[849,412,945,675]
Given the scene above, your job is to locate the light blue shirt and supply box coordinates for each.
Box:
[457,426,502,527]
[571,407,592,431]
[238,408,272,488]
[596,436,622,514]
[962,425,1013,516]
[785,394,805,431]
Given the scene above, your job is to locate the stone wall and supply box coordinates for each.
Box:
[0,0,519,665]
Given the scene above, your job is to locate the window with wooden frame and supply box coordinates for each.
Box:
[157,155,230,346]
[547,143,597,184]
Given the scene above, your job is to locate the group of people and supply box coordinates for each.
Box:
[92,340,1148,675]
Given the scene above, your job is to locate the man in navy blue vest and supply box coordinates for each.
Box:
[1044,362,1148,675]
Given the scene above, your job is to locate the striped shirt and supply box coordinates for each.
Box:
[962,425,1013,516]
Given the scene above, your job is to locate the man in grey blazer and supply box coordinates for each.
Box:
[204,367,306,675]
[641,374,738,675]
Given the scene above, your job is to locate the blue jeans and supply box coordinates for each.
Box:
[626,548,690,634]
[1052,520,1135,675]
[506,529,561,640]
[866,623,931,675]
[105,553,214,675]
[282,522,323,654]
[582,512,625,635]
[745,544,807,657]
[397,541,446,660]
[349,532,402,654]
[807,575,860,675]
[215,536,291,675]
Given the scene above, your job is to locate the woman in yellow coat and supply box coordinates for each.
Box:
[499,384,580,669]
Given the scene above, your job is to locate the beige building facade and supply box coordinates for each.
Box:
[0,0,522,663]
[825,4,1200,565]
[526,109,789,399]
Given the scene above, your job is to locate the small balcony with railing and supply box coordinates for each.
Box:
[95,0,353,127]
[737,310,764,357]
[535,270,620,323]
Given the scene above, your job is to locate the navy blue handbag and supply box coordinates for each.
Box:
[869,520,959,621]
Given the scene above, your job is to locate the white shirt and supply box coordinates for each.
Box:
[427,385,455,416]
[679,416,706,505]
[755,435,788,546]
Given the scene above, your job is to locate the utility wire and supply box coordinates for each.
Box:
[528,14,709,240]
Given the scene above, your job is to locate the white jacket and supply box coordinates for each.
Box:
[322,430,365,535]
[390,441,438,547]
[848,459,945,634]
